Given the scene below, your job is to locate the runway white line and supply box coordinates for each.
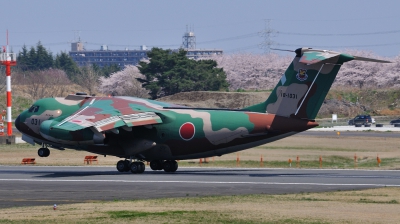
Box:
[0,179,399,187]
[1,165,400,172]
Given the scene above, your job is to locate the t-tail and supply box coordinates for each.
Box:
[245,47,390,120]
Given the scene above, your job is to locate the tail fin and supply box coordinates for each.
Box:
[244,48,390,119]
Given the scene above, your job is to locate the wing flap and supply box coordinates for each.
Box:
[55,112,163,132]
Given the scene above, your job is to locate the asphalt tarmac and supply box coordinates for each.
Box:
[299,131,400,138]
[0,166,399,208]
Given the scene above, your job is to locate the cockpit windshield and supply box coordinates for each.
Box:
[28,105,40,113]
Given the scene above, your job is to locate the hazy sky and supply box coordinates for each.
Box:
[2,0,400,57]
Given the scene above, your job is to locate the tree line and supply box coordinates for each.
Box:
[16,42,121,80]
[13,43,230,100]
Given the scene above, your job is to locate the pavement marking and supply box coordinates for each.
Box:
[0,179,399,187]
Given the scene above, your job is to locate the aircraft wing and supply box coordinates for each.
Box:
[53,97,163,132]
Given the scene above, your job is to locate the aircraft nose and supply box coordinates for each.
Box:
[15,115,21,132]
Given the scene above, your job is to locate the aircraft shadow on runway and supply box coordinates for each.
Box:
[2,168,341,179]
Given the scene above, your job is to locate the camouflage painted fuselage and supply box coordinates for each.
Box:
[15,95,317,160]
[16,47,389,161]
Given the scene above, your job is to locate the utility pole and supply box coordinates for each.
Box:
[0,30,16,136]
[258,19,278,54]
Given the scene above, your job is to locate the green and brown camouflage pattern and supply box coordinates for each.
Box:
[15,48,389,161]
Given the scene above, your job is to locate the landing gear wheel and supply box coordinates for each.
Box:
[163,160,178,173]
[38,148,50,157]
[116,160,128,172]
[170,160,178,172]
[130,162,140,173]
[138,162,145,173]
[150,160,163,171]
[123,160,131,172]
[130,162,145,174]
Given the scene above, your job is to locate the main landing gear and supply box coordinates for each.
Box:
[38,144,50,157]
[150,160,178,173]
[116,159,178,174]
[116,160,145,174]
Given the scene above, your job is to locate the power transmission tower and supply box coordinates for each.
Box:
[258,19,278,54]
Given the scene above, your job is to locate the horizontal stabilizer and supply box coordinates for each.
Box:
[353,56,391,63]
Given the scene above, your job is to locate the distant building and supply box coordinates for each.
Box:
[183,49,223,59]
[69,29,222,68]
[69,44,149,68]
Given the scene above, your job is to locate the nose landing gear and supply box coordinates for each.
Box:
[38,144,50,157]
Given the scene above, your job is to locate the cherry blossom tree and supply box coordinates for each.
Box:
[210,53,292,91]
[98,65,149,98]
[211,50,399,91]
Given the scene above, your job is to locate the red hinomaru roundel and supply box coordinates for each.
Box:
[179,122,195,141]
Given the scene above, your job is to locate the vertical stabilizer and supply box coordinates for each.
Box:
[244,48,387,119]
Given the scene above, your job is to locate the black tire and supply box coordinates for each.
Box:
[150,160,163,170]
[130,162,140,174]
[355,124,362,127]
[44,148,50,157]
[138,162,145,173]
[163,161,172,172]
[376,124,383,127]
[170,160,178,172]
[123,160,131,172]
[38,148,50,157]
[395,124,400,127]
[364,124,371,127]
[163,160,178,173]
[116,160,126,172]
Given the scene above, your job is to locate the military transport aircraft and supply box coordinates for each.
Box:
[15,47,390,174]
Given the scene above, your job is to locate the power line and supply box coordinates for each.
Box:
[197,33,258,45]
[279,29,400,36]
[278,42,400,48]
[225,44,260,53]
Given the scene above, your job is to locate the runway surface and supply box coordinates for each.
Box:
[299,131,400,138]
[0,166,399,208]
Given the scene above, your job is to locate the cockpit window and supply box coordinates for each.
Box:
[28,105,40,113]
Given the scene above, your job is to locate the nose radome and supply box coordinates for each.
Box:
[15,115,20,132]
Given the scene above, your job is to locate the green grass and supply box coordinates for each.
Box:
[358,198,399,204]
[106,210,262,224]
[105,210,330,224]
[0,188,399,224]
[107,210,198,218]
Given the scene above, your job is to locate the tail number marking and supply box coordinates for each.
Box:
[280,91,298,99]
[31,118,41,126]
